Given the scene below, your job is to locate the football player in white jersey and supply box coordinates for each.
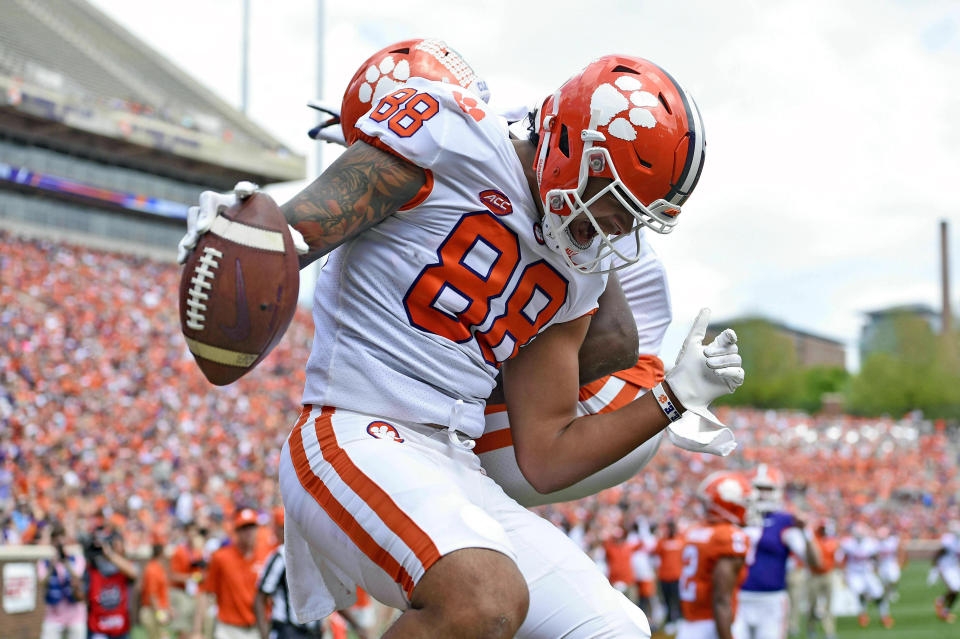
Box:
[933,520,960,623]
[311,43,695,512]
[875,526,904,625]
[181,48,742,638]
[311,40,701,637]
[839,523,887,628]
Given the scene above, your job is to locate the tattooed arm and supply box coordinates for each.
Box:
[282,141,426,268]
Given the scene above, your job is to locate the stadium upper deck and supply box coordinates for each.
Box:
[0,0,305,255]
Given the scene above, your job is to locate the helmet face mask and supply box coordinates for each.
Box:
[534,55,705,274]
[541,144,679,273]
[749,464,785,513]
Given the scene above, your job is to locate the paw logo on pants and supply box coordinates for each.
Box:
[367,421,404,443]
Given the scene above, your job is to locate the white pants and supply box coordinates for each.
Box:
[279,405,650,638]
[676,619,720,639]
[845,570,884,600]
[213,623,259,639]
[40,619,86,639]
[938,561,960,592]
[878,560,900,585]
[478,382,662,507]
[733,590,788,639]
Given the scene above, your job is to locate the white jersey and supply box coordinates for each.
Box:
[938,532,960,568]
[618,231,671,356]
[876,535,901,584]
[841,537,878,575]
[304,78,606,438]
[876,535,899,566]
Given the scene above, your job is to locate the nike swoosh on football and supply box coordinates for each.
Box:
[220,258,252,342]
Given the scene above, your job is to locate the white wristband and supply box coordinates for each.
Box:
[653,382,683,423]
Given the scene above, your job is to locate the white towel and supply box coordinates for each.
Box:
[666,407,737,456]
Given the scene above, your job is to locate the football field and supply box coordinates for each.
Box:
[834,562,950,639]
[126,561,952,639]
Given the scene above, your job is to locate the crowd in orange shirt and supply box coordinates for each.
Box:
[0,230,313,550]
[2,229,958,557]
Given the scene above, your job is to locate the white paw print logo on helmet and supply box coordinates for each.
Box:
[589,75,660,140]
[358,56,412,106]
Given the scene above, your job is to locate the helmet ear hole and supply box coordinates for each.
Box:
[558,125,570,158]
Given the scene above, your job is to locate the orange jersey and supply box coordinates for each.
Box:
[140,558,170,610]
[169,544,203,589]
[679,522,749,622]
[200,545,261,626]
[654,536,685,581]
[812,535,838,574]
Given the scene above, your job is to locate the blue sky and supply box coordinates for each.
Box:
[90,0,960,370]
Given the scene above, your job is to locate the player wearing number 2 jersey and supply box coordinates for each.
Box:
[181,51,742,638]
[677,472,752,639]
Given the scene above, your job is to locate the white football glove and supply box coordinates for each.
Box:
[665,308,745,427]
[176,181,308,264]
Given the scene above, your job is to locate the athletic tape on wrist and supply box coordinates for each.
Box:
[652,382,683,423]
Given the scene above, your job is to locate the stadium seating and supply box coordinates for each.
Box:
[1,230,957,553]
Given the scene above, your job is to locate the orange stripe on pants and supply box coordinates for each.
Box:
[595,381,641,414]
[473,428,513,454]
[289,405,418,595]
[311,407,442,576]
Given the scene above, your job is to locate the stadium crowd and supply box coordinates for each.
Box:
[3,230,960,635]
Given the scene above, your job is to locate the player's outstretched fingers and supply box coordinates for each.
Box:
[704,328,738,357]
[388,547,528,639]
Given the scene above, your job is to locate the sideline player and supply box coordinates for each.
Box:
[655,520,685,633]
[732,465,821,639]
[806,520,839,639]
[933,520,960,623]
[839,523,886,628]
[181,50,741,638]
[677,472,752,639]
[875,526,904,626]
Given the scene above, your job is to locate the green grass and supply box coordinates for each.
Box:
[127,562,952,639]
[833,562,952,639]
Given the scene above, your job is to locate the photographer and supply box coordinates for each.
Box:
[84,527,139,639]
[38,524,86,639]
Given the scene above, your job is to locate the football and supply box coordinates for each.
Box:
[178,192,300,385]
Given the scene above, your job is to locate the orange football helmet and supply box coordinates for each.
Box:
[533,55,705,272]
[337,38,489,146]
[697,471,752,526]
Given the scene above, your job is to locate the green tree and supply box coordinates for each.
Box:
[714,318,800,408]
[847,312,960,418]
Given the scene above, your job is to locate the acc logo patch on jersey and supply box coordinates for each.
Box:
[479,189,512,216]
[367,421,404,443]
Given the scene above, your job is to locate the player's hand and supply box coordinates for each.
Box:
[176,181,308,264]
[665,308,745,414]
[927,566,940,586]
